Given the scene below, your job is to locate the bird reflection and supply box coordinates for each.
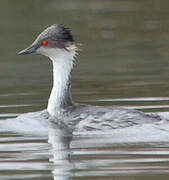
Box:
[48,118,73,180]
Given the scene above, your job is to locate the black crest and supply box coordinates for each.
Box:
[36,24,74,43]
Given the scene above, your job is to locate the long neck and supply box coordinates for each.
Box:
[47,47,76,116]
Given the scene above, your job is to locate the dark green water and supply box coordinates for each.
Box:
[0,0,169,179]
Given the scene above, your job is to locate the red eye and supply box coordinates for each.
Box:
[42,40,48,46]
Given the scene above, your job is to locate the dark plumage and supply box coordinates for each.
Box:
[33,24,74,49]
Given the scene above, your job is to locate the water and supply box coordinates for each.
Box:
[1,128,169,180]
[1,0,169,179]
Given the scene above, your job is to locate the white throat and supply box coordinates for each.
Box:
[40,45,77,116]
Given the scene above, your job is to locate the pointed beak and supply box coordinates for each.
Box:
[18,44,39,55]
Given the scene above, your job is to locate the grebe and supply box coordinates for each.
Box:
[18,24,162,132]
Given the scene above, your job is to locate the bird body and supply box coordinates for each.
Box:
[17,24,166,133]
